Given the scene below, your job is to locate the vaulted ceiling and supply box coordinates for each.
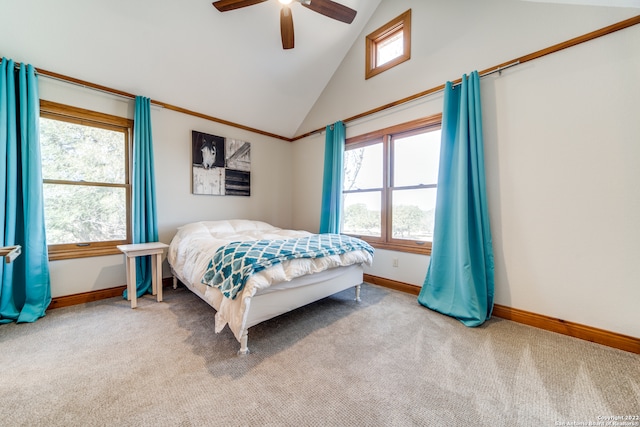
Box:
[0,0,380,138]
[0,0,638,139]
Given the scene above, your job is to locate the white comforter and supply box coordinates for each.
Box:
[167,219,373,340]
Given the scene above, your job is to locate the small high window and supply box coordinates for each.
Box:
[365,9,411,79]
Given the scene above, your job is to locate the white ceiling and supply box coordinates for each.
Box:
[0,0,381,138]
[1,0,637,139]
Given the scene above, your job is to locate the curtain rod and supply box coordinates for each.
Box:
[462,61,520,80]
[3,14,639,143]
[308,61,520,137]
[40,71,138,102]
[291,14,640,142]
[0,58,134,101]
[0,57,293,142]
[40,69,290,141]
[296,61,520,139]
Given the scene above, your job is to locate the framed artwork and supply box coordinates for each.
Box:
[192,131,251,196]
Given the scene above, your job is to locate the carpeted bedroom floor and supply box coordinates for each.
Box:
[1,283,638,427]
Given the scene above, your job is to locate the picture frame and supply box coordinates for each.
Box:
[191,131,251,196]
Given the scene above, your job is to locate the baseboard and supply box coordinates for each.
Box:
[490,305,640,354]
[48,286,127,310]
[364,274,420,296]
[48,278,174,310]
[49,274,639,354]
[363,274,640,355]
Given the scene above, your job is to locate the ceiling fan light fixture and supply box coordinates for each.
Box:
[213,0,357,49]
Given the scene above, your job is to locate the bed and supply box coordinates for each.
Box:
[167,219,374,354]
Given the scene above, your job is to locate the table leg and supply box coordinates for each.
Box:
[127,256,137,309]
[157,253,163,302]
[153,253,163,302]
[124,254,130,302]
[151,254,157,297]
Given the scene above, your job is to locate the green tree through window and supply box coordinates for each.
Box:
[40,100,132,260]
[342,115,441,255]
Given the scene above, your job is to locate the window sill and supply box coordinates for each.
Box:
[345,232,431,255]
[48,246,124,261]
[369,241,431,256]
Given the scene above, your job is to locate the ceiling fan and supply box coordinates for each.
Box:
[212,0,357,50]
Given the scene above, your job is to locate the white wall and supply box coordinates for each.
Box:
[25,0,640,338]
[292,1,640,337]
[296,0,639,136]
[41,79,293,298]
[483,26,640,338]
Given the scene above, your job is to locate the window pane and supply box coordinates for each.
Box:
[377,30,403,66]
[43,184,127,244]
[394,130,441,187]
[344,142,383,190]
[40,118,126,184]
[342,191,381,237]
[392,188,437,241]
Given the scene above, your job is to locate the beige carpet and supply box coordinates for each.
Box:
[0,284,638,427]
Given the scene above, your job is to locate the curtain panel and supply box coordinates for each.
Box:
[319,121,345,234]
[418,71,495,327]
[126,96,158,298]
[0,58,51,323]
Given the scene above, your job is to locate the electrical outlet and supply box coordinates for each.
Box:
[392,258,399,268]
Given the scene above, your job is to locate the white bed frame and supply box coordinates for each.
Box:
[172,264,364,355]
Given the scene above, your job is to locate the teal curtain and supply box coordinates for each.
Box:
[124,96,158,298]
[418,71,495,327]
[0,58,51,323]
[319,121,345,234]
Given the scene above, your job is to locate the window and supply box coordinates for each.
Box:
[39,100,132,260]
[365,9,411,80]
[342,115,441,255]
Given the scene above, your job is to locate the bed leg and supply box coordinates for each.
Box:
[238,330,250,356]
[355,284,362,302]
[172,276,178,290]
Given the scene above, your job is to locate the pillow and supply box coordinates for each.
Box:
[178,219,279,235]
[226,219,279,233]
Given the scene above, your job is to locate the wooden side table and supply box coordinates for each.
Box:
[117,242,169,309]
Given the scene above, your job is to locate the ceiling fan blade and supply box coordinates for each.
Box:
[212,0,268,12]
[300,0,357,24]
[280,6,295,49]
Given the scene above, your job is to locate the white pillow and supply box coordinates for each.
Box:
[178,219,279,236]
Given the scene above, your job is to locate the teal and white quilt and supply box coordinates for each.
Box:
[201,234,374,299]
[168,220,374,340]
